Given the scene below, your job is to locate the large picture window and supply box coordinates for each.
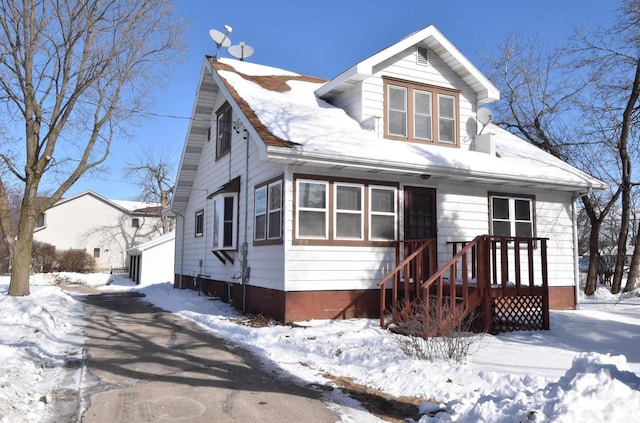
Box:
[489,194,535,238]
[254,178,283,243]
[295,176,398,245]
[384,78,459,146]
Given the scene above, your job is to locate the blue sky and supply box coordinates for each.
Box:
[64,0,618,200]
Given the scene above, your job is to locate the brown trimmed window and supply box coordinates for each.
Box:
[294,176,398,245]
[489,193,535,237]
[384,78,459,146]
[216,103,232,159]
[254,178,283,243]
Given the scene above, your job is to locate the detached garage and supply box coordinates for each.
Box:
[128,232,175,285]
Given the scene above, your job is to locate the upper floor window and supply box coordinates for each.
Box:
[254,178,283,244]
[384,78,459,146]
[489,193,535,238]
[93,248,101,259]
[216,103,232,159]
[132,218,140,228]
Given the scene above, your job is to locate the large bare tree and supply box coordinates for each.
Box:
[484,0,640,296]
[485,31,624,296]
[0,0,184,296]
[124,148,176,234]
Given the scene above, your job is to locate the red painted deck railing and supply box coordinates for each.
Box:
[378,239,437,328]
[379,235,550,332]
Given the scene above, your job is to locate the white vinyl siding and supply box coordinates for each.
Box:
[285,174,576,291]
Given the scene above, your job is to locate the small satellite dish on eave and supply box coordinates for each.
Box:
[228,42,254,61]
[477,107,494,125]
[209,25,232,59]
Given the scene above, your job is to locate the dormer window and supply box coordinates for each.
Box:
[384,77,460,147]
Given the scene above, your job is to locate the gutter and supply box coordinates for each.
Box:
[264,147,606,192]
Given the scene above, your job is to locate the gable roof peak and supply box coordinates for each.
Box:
[316,24,499,105]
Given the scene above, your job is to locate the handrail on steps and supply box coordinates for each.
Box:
[378,238,437,328]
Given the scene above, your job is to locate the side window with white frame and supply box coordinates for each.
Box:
[254,178,283,244]
[489,193,534,238]
[195,210,204,237]
[212,194,238,250]
[296,179,328,239]
[132,217,140,228]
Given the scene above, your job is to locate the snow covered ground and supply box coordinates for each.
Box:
[1,273,640,422]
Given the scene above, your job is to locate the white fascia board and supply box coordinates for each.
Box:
[316,25,500,104]
[315,65,364,98]
[171,61,212,214]
[421,27,500,104]
[264,146,604,192]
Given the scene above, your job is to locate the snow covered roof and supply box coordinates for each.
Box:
[128,231,175,254]
[208,58,606,192]
[52,191,160,214]
[315,25,500,105]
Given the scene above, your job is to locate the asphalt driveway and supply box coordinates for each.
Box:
[58,290,339,423]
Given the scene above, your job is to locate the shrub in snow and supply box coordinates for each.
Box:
[391,299,483,364]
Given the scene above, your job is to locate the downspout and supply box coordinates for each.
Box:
[241,130,250,312]
[174,211,185,290]
[572,188,591,310]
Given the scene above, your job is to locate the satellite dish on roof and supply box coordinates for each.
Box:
[477,107,494,135]
[228,42,254,61]
[477,108,494,125]
[209,25,232,59]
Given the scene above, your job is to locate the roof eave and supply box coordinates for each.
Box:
[264,146,606,192]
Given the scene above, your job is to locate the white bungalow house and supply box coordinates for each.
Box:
[171,25,606,327]
[34,191,165,270]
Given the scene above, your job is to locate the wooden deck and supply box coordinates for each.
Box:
[379,235,550,334]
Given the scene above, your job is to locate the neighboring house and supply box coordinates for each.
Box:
[34,191,165,270]
[171,25,606,325]
[127,231,176,285]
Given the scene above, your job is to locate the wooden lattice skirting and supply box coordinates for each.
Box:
[490,295,544,334]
